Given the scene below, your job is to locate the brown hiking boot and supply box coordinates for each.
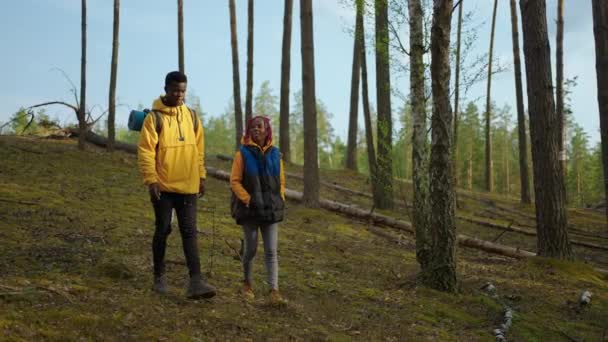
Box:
[269,289,286,305]
[241,282,255,301]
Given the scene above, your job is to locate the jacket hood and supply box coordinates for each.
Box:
[151,96,187,116]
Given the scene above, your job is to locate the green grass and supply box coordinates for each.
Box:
[0,136,607,341]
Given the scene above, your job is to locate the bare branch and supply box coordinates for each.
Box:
[27,101,79,113]
[49,68,79,108]
[388,16,410,56]
[21,110,35,134]
[452,0,463,13]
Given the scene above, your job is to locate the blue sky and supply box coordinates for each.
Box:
[0,0,599,145]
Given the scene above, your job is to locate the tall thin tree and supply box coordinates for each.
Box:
[556,0,566,175]
[520,0,572,259]
[360,1,380,204]
[245,0,254,122]
[177,0,184,73]
[280,0,293,162]
[409,0,431,274]
[452,0,463,187]
[345,0,363,171]
[374,0,393,209]
[426,0,457,292]
[107,0,119,152]
[229,0,244,148]
[78,0,87,150]
[484,0,498,192]
[509,0,531,204]
[592,0,608,229]
[300,0,320,207]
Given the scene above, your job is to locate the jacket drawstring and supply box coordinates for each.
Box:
[177,107,185,142]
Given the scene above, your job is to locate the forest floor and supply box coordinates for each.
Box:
[1,135,607,341]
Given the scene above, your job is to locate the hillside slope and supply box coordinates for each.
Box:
[0,136,606,341]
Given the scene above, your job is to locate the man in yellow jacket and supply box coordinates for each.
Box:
[138,71,216,299]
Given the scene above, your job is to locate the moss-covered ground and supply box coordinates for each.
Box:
[1,136,606,341]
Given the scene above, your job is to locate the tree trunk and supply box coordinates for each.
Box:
[360,5,380,204]
[229,0,244,149]
[426,0,457,293]
[408,0,431,275]
[177,0,184,73]
[300,0,320,208]
[509,0,531,204]
[485,0,498,192]
[78,0,87,150]
[505,133,510,193]
[374,0,393,209]
[468,148,473,190]
[345,0,363,171]
[279,0,293,162]
[107,0,119,152]
[245,0,254,122]
[592,0,608,230]
[520,0,572,259]
[556,0,566,176]
[452,0,463,187]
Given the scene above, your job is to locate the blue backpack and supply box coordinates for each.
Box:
[128,108,198,134]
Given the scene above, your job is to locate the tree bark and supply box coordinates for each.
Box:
[107,0,119,152]
[245,0,254,122]
[374,0,393,209]
[519,0,572,259]
[408,0,431,275]
[485,0,498,192]
[300,0,320,208]
[426,0,457,293]
[556,0,566,176]
[177,0,184,73]
[279,0,293,162]
[229,0,244,149]
[360,5,380,204]
[452,0,463,187]
[509,0,531,204]
[592,0,608,230]
[78,0,87,150]
[345,0,363,171]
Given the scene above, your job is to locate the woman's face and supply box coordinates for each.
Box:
[250,118,268,145]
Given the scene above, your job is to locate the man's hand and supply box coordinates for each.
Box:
[149,183,161,202]
[198,178,206,198]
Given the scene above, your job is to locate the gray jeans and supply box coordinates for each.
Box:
[242,223,279,289]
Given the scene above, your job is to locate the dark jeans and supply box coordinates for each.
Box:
[152,192,201,277]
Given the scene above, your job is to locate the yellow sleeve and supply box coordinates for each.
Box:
[230,151,251,204]
[196,116,206,179]
[137,114,159,185]
[280,159,285,201]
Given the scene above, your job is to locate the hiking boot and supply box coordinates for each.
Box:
[269,289,287,305]
[152,275,168,294]
[186,274,216,299]
[241,282,255,301]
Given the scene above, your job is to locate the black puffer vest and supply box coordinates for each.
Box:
[231,145,284,225]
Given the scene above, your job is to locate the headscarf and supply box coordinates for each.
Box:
[243,115,273,146]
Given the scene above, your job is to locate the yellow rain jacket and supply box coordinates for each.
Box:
[230,136,285,206]
[138,97,205,194]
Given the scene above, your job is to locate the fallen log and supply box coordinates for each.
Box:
[216,154,373,198]
[205,167,534,259]
[459,216,608,251]
[69,128,137,154]
[71,132,571,260]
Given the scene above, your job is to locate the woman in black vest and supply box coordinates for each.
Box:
[230,116,285,304]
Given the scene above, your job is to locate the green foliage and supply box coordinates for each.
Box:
[4,108,61,136]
